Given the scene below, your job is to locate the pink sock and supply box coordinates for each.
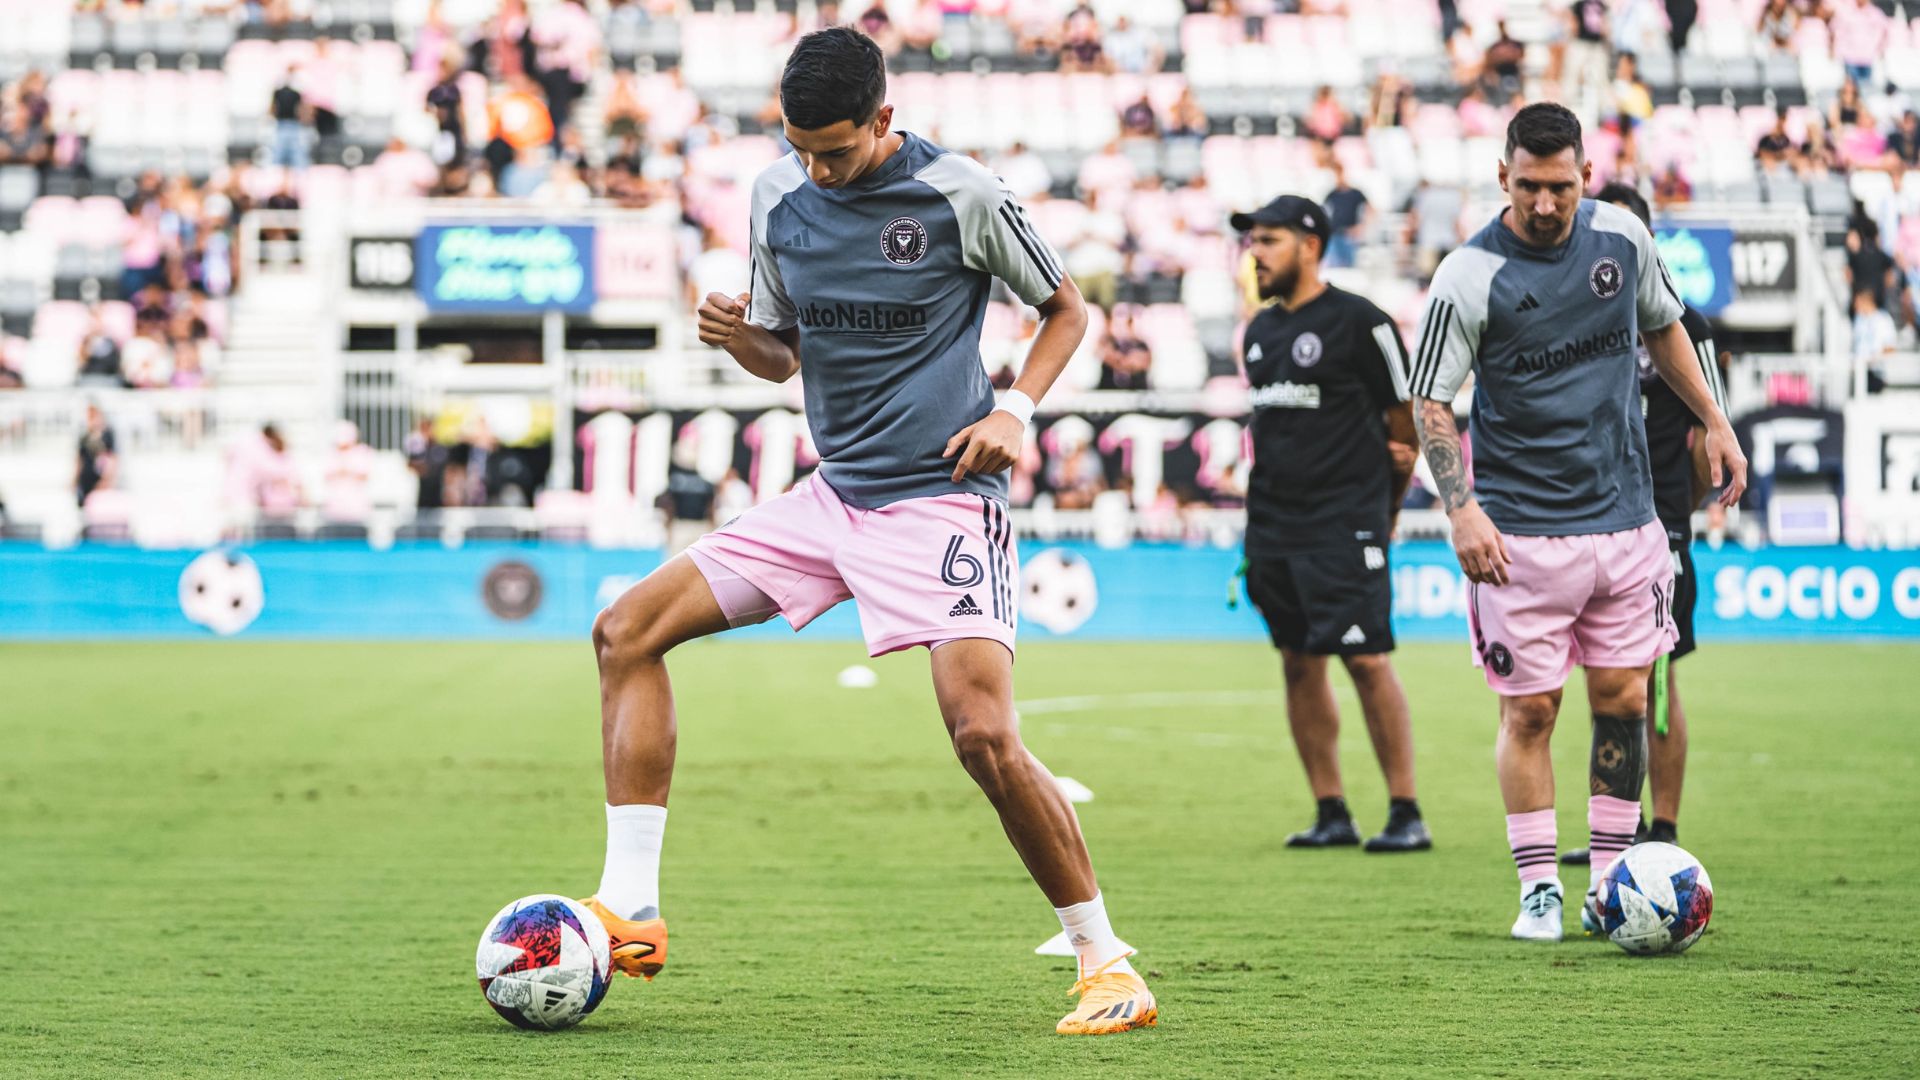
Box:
[1588,795,1641,887]
[1506,809,1557,886]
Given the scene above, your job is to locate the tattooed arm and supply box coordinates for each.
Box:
[1414,396,1511,585]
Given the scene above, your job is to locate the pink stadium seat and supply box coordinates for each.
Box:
[75,197,128,247]
[98,301,135,345]
[23,197,80,245]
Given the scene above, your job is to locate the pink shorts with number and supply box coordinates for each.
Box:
[685,472,1018,658]
[1466,519,1677,696]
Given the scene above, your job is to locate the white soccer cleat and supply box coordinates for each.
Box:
[1511,880,1565,942]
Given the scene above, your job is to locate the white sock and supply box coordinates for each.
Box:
[596,803,667,919]
[1053,891,1136,977]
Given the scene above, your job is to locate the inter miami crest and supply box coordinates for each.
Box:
[1291,332,1324,368]
[881,216,929,265]
[1486,642,1515,677]
[1589,256,1624,299]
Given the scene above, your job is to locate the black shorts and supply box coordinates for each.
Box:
[1668,540,1697,661]
[1246,544,1394,656]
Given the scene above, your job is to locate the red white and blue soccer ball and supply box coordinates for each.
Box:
[476,895,613,1029]
[1594,842,1715,955]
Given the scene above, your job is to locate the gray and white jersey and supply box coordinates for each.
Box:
[1409,199,1685,537]
[747,132,1064,509]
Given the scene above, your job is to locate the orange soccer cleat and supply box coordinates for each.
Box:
[1056,954,1158,1035]
[580,896,668,980]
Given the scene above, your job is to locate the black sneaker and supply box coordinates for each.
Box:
[1364,815,1433,852]
[1285,815,1360,847]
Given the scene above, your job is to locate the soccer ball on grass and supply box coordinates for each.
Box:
[476,894,613,1029]
[1594,842,1714,955]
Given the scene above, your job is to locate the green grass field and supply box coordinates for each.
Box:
[2,640,1916,1078]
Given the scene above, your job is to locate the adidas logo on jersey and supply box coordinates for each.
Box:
[1341,625,1368,645]
[1515,292,1541,313]
[1247,343,1264,362]
[785,227,814,249]
[949,594,984,617]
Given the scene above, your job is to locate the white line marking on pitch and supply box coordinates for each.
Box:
[1013,690,1284,715]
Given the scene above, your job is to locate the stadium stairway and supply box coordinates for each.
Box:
[217,268,334,452]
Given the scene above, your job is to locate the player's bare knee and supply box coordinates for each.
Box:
[1590,682,1648,719]
[1341,652,1391,688]
[1501,694,1560,740]
[949,714,1019,786]
[1280,650,1323,685]
[593,593,670,670]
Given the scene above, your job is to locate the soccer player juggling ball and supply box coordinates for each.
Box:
[1409,103,1746,941]
[582,28,1158,1035]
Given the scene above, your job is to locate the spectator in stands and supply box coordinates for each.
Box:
[1664,0,1697,52]
[1654,162,1693,208]
[477,0,536,82]
[1828,0,1889,90]
[269,64,311,170]
[371,136,441,200]
[1105,16,1164,74]
[77,313,124,388]
[1401,180,1464,280]
[1480,21,1525,101]
[1852,289,1898,391]
[857,2,903,55]
[685,225,749,312]
[121,195,166,299]
[1756,0,1798,54]
[0,94,49,169]
[1058,4,1114,74]
[1322,161,1369,269]
[1120,94,1160,142]
[1067,189,1126,311]
[304,37,345,150]
[1098,321,1153,391]
[1565,0,1611,119]
[426,47,468,171]
[1304,85,1348,145]
[533,158,593,206]
[1848,217,1899,310]
[404,418,451,511]
[322,421,376,524]
[1366,72,1410,129]
[121,325,173,389]
[604,69,649,146]
[1886,111,1920,173]
[534,0,602,149]
[1799,118,1839,177]
[460,416,501,507]
[1829,77,1870,138]
[1167,86,1208,141]
[1755,106,1794,171]
[485,75,555,198]
[75,404,116,506]
[1611,52,1652,122]
[250,424,303,520]
[993,141,1052,200]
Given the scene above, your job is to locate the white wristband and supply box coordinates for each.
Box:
[994,388,1037,427]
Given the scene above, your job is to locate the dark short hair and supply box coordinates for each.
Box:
[1505,102,1584,164]
[1594,182,1651,227]
[780,27,886,131]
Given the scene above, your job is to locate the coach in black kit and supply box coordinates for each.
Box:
[1231,195,1431,852]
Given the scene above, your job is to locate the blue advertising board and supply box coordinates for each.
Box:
[3,542,1918,642]
[1653,225,1736,317]
[415,223,596,313]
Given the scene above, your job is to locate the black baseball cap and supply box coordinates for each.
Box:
[1229,195,1331,249]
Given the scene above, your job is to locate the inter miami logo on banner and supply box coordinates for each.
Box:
[1589,256,1624,299]
[1291,332,1324,368]
[881,216,929,265]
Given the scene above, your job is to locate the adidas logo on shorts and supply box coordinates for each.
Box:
[949,594,984,617]
[1341,625,1368,645]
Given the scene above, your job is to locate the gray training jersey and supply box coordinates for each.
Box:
[1409,199,1685,537]
[746,132,1065,508]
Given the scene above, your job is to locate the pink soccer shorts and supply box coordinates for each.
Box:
[684,472,1018,658]
[1466,519,1677,696]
